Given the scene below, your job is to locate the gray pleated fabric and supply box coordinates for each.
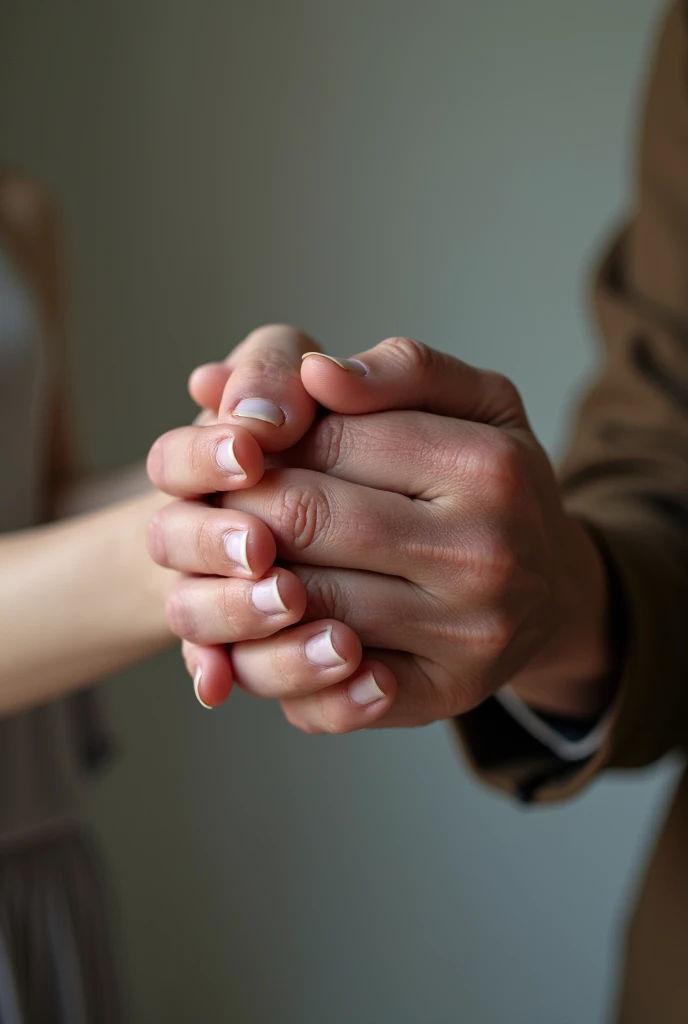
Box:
[0,231,121,1021]
[0,832,122,1024]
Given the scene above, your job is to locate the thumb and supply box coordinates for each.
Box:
[188,324,316,415]
[216,324,321,452]
[301,336,529,429]
[188,324,323,453]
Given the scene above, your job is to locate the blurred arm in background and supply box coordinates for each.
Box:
[0,177,317,717]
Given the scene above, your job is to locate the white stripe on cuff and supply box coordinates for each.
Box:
[494,685,611,762]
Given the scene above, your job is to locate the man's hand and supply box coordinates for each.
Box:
[150,333,612,729]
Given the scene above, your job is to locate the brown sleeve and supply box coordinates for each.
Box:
[455,0,688,803]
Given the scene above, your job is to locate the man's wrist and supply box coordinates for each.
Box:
[508,518,617,718]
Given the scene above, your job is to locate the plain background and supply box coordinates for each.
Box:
[0,1,677,1021]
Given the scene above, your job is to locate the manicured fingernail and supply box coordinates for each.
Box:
[349,671,385,706]
[216,436,246,476]
[224,529,250,571]
[252,575,288,615]
[232,398,285,426]
[302,352,368,376]
[193,667,212,709]
[305,627,346,667]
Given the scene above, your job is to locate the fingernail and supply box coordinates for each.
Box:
[349,671,385,706]
[224,529,250,571]
[232,398,285,427]
[193,667,212,709]
[252,575,288,615]
[305,627,346,667]
[302,352,368,376]
[216,436,246,476]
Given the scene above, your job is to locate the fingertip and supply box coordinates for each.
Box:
[149,423,266,498]
[300,352,372,413]
[270,568,309,622]
[193,666,214,709]
[146,436,163,489]
[223,425,266,487]
[300,620,363,674]
[187,646,234,708]
[301,352,368,377]
[244,519,278,578]
[189,362,232,413]
[221,389,318,453]
[347,660,396,709]
[290,659,396,735]
[188,361,219,391]
[328,620,363,667]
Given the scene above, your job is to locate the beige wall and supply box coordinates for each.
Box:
[0,2,673,1021]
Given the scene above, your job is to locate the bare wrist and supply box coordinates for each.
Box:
[509,518,616,718]
[117,488,177,651]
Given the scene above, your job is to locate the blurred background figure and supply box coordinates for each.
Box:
[0,2,674,1023]
[0,170,176,1020]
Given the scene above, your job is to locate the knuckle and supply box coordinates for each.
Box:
[454,531,521,609]
[272,655,316,701]
[237,349,294,388]
[310,414,347,474]
[412,590,459,643]
[194,514,219,573]
[276,483,332,552]
[472,610,516,655]
[474,434,525,504]
[473,537,520,597]
[242,323,311,355]
[380,335,435,375]
[216,579,242,627]
[295,568,349,622]
[146,514,169,568]
[405,532,451,573]
[315,697,346,735]
[189,429,209,478]
[165,586,199,642]
[277,673,305,701]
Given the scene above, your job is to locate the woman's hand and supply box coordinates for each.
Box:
[151,334,612,728]
[147,323,333,707]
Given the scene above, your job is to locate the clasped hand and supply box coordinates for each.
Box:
[146,325,609,732]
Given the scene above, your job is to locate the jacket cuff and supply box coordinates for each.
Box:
[452,514,666,804]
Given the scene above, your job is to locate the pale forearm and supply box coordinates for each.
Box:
[0,489,175,716]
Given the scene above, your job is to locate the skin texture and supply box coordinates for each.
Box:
[149,327,612,729]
